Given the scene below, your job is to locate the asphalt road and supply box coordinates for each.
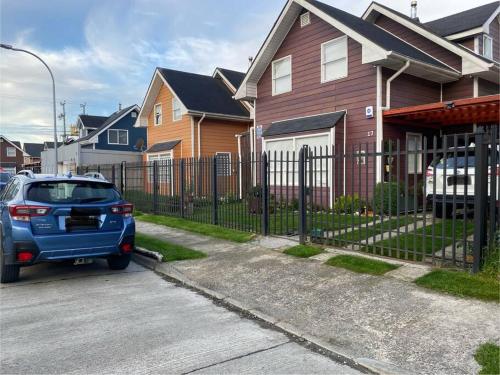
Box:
[0,260,360,374]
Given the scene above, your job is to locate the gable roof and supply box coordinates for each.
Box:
[79,115,107,129]
[23,143,44,158]
[236,0,462,100]
[78,105,139,143]
[158,68,249,117]
[0,135,26,155]
[216,68,246,90]
[43,141,63,150]
[424,1,500,37]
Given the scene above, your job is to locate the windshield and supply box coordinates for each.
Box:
[435,151,499,169]
[26,181,120,204]
[0,173,11,183]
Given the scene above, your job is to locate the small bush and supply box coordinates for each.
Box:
[373,181,403,215]
[334,194,361,214]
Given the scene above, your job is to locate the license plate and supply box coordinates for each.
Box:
[65,216,99,231]
[447,175,470,185]
[73,258,94,265]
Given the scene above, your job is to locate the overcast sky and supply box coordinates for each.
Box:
[0,0,494,144]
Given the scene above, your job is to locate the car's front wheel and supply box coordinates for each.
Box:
[107,253,131,270]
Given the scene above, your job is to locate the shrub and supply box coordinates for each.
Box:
[373,181,403,215]
[334,194,361,214]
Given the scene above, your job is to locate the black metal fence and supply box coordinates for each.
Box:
[77,129,499,271]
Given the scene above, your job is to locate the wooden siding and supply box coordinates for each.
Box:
[255,12,378,152]
[384,69,440,109]
[146,84,192,160]
[478,78,500,96]
[442,77,474,101]
[458,37,476,52]
[374,15,462,71]
[199,118,250,156]
[488,18,500,62]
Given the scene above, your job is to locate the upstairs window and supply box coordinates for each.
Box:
[108,129,128,145]
[172,97,182,121]
[154,103,162,126]
[321,36,348,83]
[483,35,493,59]
[272,56,292,95]
[6,147,15,157]
[84,128,96,136]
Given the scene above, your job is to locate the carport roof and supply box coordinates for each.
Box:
[263,111,346,137]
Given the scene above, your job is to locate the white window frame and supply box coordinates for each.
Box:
[172,97,182,122]
[483,34,493,59]
[84,128,96,136]
[154,103,162,126]
[406,132,423,174]
[147,152,173,184]
[272,55,292,96]
[215,152,232,177]
[6,147,16,157]
[321,36,348,83]
[107,129,129,145]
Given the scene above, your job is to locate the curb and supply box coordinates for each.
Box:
[132,251,414,375]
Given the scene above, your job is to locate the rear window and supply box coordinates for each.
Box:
[0,173,11,183]
[27,181,120,204]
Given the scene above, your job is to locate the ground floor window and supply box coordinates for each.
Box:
[407,132,423,174]
[264,133,330,186]
[215,152,231,176]
[147,152,172,183]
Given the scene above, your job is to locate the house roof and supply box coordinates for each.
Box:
[263,111,345,137]
[23,143,44,157]
[424,1,499,37]
[157,68,250,118]
[216,68,247,90]
[146,140,181,153]
[78,105,138,143]
[305,0,449,70]
[79,115,108,129]
[43,141,63,149]
[0,135,26,155]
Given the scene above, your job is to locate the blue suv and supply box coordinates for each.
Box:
[0,172,135,283]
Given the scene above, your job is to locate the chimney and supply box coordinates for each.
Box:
[248,56,254,67]
[118,102,122,111]
[410,0,418,19]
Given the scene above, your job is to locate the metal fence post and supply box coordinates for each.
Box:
[111,164,116,186]
[473,131,488,273]
[298,148,307,244]
[153,161,159,215]
[180,159,185,218]
[212,156,218,225]
[261,152,269,235]
[120,161,126,194]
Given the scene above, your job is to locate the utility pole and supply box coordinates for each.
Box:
[80,102,87,115]
[58,100,67,140]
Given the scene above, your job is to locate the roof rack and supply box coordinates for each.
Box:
[16,170,36,178]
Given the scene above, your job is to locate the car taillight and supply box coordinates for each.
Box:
[111,204,133,217]
[8,205,49,222]
[121,243,133,253]
[16,252,33,262]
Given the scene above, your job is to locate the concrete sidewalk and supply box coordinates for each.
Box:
[137,221,500,375]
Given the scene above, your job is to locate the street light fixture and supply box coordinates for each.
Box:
[0,43,58,174]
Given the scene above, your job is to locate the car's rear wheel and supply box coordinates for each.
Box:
[107,253,131,270]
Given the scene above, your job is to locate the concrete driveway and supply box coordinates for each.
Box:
[0,261,360,374]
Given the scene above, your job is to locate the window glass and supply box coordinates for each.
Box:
[154,104,162,125]
[148,153,172,183]
[322,37,347,82]
[27,181,120,204]
[407,133,423,174]
[483,35,493,59]
[216,153,231,176]
[173,98,182,121]
[6,147,15,157]
[108,130,128,145]
[272,57,292,95]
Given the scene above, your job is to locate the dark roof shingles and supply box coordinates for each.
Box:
[78,105,137,142]
[146,140,181,153]
[263,111,346,137]
[79,115,108,129]
[158,68,249,118]
[424,1,499,36]
[23,143,44,157]
[217,68,246,89]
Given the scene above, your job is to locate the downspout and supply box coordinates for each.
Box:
[343,111,347,195]
[236,134,242,199]
[384,60,410,110]
[197,114,206,158]
[191,117,195,158]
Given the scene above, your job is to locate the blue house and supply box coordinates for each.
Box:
[49,105,147,173]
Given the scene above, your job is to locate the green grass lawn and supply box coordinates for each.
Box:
[283,245,324,258]
[363,219,473,261]
[325,254,399,275]
[415,269,499,302]
[475,343,500,375]
[136,233,206,262]
[136,214,255,243]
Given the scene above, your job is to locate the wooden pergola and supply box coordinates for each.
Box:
[384,94,500,128]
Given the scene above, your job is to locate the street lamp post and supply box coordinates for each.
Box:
[1,43,58,174]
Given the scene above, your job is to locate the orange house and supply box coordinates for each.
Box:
[135,67,252,195]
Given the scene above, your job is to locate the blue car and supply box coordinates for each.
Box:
[0,171,12,192]
[0,172,135,283]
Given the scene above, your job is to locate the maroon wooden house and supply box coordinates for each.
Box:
[235,0,499,198]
